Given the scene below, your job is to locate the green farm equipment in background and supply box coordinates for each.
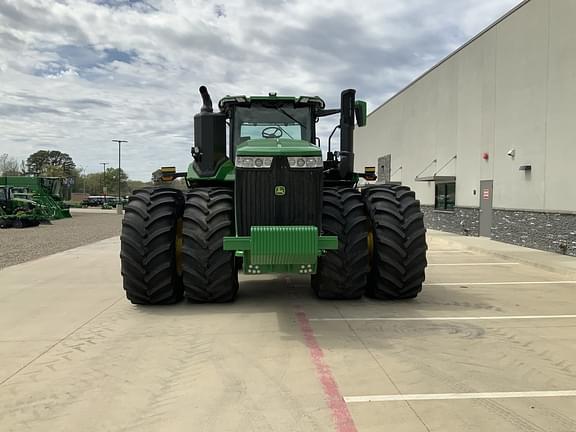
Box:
[0,186,48,228]
[0,176,72,220]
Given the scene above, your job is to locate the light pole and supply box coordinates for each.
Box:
[100,162,108,205]
[112,139,127,214]
[79,166,87,194]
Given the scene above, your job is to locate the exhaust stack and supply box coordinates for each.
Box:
[199,85,214,113]
[192,86,227,177]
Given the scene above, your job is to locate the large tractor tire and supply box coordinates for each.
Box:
[312,187,370,299]
[120,187,184,305]
[363,184,427,299]
[181,187,238,302]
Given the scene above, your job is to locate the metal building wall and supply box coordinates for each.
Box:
[355,0,576,254]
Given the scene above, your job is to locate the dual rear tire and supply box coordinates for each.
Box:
[121,187,237,305]
[314,185,427,300]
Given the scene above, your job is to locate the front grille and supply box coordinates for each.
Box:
[236,156,322,236]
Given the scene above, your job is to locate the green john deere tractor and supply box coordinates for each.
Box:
[120,86,427,304]
[0,186,47,228]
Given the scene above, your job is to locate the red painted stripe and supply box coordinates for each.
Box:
[295,307,358,432]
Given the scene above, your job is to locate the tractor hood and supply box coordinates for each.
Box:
[236,139,321,156]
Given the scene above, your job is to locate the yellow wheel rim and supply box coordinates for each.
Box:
[367,228,374,270]
[175,217,183,275]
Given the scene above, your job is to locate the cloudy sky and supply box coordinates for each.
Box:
[0,0,522,180]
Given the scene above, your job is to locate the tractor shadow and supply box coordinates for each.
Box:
[134,275,499,351]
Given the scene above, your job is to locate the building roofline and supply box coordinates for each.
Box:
[368,0,533,117]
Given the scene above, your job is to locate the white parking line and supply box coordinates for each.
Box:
[427,250,472,253]
[428,263,519,266]
[344,390,576,403]
[426,281,576,286]
[310,314,576,322]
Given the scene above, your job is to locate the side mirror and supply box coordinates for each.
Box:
[355,100,367,127]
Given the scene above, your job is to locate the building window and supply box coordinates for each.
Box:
[435,182,455,210]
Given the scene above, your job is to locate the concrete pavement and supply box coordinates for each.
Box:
[430,229,576,276]
[1,233,576,431]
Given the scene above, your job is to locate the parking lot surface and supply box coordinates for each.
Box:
[1,231,576,431]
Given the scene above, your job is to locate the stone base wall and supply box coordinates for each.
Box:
[420,205,576,257]
[492,209,576,257]
[421,206,480,237]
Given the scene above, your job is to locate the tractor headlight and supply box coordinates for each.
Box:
[235,156,273,168]
[288,156,323,169]
[236,157,254,168]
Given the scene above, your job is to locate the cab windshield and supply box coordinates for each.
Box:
[240,123,302,140]
[235,106,312,144]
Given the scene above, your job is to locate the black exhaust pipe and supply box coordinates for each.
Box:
[339,89,356,179]
[199,85,214,113]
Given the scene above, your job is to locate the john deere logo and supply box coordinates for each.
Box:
[275,186,286,196]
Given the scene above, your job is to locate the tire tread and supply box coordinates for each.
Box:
[120,187,183,305]
[181,187,238,303]
[363,184,427,299]
[313,187,370,299]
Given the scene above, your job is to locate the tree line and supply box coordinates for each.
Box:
[0,150,153,196]
[1,150,78,177]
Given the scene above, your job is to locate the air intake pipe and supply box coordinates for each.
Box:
[339,89,356,179]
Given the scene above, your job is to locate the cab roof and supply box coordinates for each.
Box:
[218,94,325,111]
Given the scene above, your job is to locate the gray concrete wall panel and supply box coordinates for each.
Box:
[356,0,575,214]
[492,0,548,210]
[544,0,576,211]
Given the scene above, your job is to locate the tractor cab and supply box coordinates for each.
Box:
[41,177,70,201]
[220,94,324,149]
[0,187,26,211]
[188,87,367,185]
[221,95,325,176]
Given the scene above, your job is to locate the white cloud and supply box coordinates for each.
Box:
[0,0,522,180]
